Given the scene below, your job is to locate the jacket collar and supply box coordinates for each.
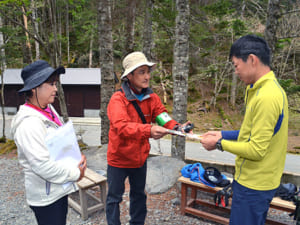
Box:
[248,71,275,90]
[10,104,60,136]
[121,81,153,101]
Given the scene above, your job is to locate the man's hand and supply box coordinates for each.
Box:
[151,125,168,140]
[77,154,87,181]
[200,131,222,151]
[176,121,194,134]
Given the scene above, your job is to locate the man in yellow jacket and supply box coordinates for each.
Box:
[201,34,288,225]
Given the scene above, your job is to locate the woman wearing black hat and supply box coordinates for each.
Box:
[10,60,87,225]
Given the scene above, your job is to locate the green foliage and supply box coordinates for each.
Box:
[287,85,300,93]
[232,19,247,36]
[0,136,6,143]
[152,0,176,29]
[216,104,233,126]
[203,0,235,18]
[213,118,222,128]
[215,21,230,30]
[0,0,28,6]
[289,111,300,137]
[152,75,161,84]
[276,38,292,50]
[0,139,16,155]
[152,0,176,62]
[0,0,298,111]
[187,109,193,113]
[278,79,300,94]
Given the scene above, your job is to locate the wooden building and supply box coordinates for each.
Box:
[2,68,101,117]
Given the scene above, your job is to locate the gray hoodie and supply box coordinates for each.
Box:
[11,105,79,206]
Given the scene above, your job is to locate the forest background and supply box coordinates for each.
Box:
[0,0,299,155]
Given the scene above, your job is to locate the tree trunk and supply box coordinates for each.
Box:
[21,6,33,64]
[125,0,136,54]
[0,15,6,141]
[171,0,190,160]
[209,63,229,108]
[48,0,69,122]
[89,37,93,68]
[230,72,237,107]
[65,0,70,64]
[159,61,168,104]
[58,4,62,61]
[264,0,281,59]
[99,0,114,145]
[143,0,153,60]
[31,0,40,60]
[48,0,60,66]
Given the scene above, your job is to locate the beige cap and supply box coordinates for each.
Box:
[121,52,156,80]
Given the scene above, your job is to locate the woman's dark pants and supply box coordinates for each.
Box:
[30,195,68,225]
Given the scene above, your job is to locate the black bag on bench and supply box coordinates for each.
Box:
[274,183,297,201]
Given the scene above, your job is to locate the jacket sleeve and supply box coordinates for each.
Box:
[222,94,280,161]
[151,94,178,129]
[107,93,152,140]
[15,117,80,183]
[221,130,239,140]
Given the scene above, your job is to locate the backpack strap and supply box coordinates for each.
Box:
[117,88,147,124]
[131,100,147,124]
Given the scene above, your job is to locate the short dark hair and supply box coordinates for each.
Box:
[44,73,60,83]
[24,90,33,98]
[229,34,271,66]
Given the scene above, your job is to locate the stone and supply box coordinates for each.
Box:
[146,155,185,194]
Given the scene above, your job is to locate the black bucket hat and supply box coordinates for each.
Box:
[18,60,65,93]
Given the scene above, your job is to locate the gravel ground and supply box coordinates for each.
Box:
[0,156,296,225]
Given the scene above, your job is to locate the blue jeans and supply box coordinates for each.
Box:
[230,180,277,225]
[106,162,147,225]
[30,195,68,225]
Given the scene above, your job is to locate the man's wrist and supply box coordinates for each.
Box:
[216,138,224,151]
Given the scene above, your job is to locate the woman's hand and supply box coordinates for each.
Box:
[77,154,87,181]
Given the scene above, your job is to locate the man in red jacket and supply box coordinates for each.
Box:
[106,51,190,225]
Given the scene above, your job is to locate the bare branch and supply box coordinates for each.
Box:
[278,35,300,39]
[281,9,300,16]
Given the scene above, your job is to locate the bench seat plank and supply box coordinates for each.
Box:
[77,168,106,189]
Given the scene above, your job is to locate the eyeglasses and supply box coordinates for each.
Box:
[132,66,152,76]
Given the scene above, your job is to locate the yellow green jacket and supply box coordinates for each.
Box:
[222,71,288,190]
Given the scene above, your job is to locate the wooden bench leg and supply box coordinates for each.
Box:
[191,187,197,199]
[79,188,88,220]
[100,182,107,210]
[191,187,197,208]
[180,183,187,215]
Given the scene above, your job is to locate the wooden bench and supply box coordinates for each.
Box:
[68,168,107,220]
[178,176,296,225]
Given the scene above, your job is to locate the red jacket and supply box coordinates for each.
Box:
[107,82,178,168]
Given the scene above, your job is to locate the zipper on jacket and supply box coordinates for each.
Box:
[236,159,246,182]
[46,181,51,195]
